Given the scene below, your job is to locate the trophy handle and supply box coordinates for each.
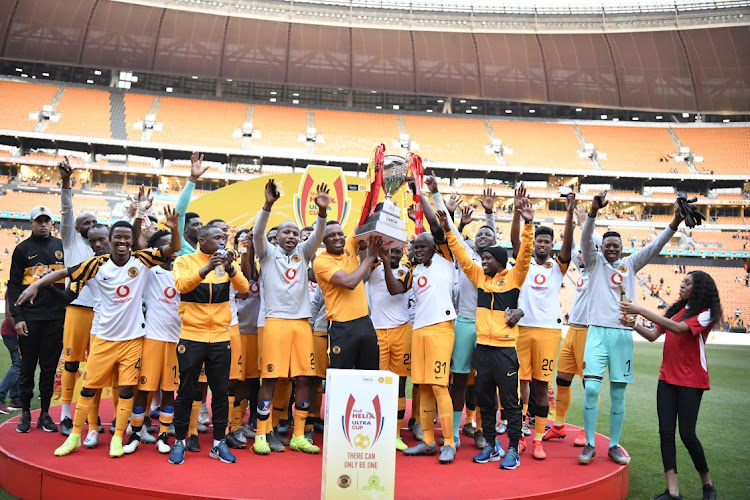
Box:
[358,144,386,226]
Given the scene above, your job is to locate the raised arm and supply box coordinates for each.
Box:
[508,200,535,284]
[510,186,526,259]
[620,302,691,334]
[582,190,606,268]
[432,191,475,255]
[253,178,279,260]
[481,187,497,232]
[132,185,153,250]
[239,232,258,281]
[379,249,408,295]
[440,219,485,286]
[320,236,382,290]
[420,173,441,235]
[299,183,330,259]
[176,152,206,240]
[559,192,576,264]
[59,157,76,246]
[628,205,683,272]
[159,205,182,257]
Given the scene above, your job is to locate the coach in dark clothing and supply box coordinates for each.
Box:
[7,206,66,433]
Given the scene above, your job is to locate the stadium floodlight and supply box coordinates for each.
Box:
[270,98,276,102]
[529,109,536,113]
[166,87,173,92]
[694,156,704,163]
[393,105,399,110]
[656,115,663,120]
[723,119,730,123]
[600,114,607,119]
[42,73,49,77]
[682,112,690,118]
[293,93,299,97]
[242,122,253,136]
[94,70,102,75]
[292,99,299,104]
[505,109,512,114]
[575,108,582,112]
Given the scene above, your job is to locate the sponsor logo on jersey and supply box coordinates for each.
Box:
[164,287,177,299]
[55,250,63,260]
[294,165,351,228]
[577,277,585,288]
[342,394,385,450]
[32,263,49,278]
[116,285,130,297]
[291,254,301,263]
[533,274,546,285]
[611,273,623,285]
[128,267,139,278]
[417,276,427,287]
[249,282,260,294]
[285,268,297,281]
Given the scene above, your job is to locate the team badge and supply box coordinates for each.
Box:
[55,250,63,260]
[266,364,274,373]
[496,278,505,286]
[128,267,139,277]
[332,346,341,354]
[291,254,301,263]
[338,475,351,489]
[65,348,72,356]
[543,261,553,269]
[618,264,628,274]
[139,376,147,385]
[397,269,406,278]
[177,344,186,354]
[82,372,88,380]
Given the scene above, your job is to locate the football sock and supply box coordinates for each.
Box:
[419,385,436,445]
[609,382,627,448]
[555,378,572,425]
[188,400,201,436]
[159,406,174,434]
[583,378,602,446]
[452,411,462,443]
[231,400,244,432]
[61,369,76,418]
[534,406,549,441]
[115,395,134,438]
[131,407,145,432]
[475,407,482,433]
[72,395,94,435]
[293,401,310,438]
[256,399,271,436]
[88,390,101,430]
[433,385,454,447]
[226,395,235,434]
[465,408,475,427]
[397,397,406,438]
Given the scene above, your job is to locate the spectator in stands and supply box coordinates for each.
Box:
[665,286,671,297]
[648,274,652,284]
[735,308,741,319]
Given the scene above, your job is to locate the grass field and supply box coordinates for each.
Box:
[0,337,748,499]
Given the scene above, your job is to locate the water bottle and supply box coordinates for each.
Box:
[214,245,226,277]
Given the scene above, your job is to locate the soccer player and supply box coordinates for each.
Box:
[427,175,497,449]
[437,200,534,469]
[57,158,99,437]
[578,191,684,465]
[176,152,209,256]
[122,228,182,455]
[367,244,412,450]
[621,271,719,500]
[7,206,66,434]
[381,194,457,464]
[544,205,602,447]
[170,223,249,464]
[251,178,329,455]
[313,221,381,371]
[515,192,575,460]
[17,210,181,458]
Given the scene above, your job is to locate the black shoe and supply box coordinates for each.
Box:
[16,411,31,433]
[702,484,716,500]
[109,418,116,434]
[186,434,201,452]
[97,417,104,434]
[143,416,155,434]
[60,416,73,436]
[407,418,415,431]
[651,489,682,500]
[225,432,247,449]
[272,428,290,446]
[37,412,58,432]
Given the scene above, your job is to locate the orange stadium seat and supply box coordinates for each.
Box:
[490,121,591,170]
[313,110,400,158]
[250,105,308,153]
[673,127,750,175]
[149,97,245,149]
[0,81,58,132]
[45,88,112,139]
[404,116,497,165]
[576,125,683,174]
[123,93,156,141]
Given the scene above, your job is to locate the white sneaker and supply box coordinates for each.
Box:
[123,436,141,454]
[138,427,157,444]
[198,406,210,425]
[84,430,99,448]
[522,422,531,436]
[157,433,171,454]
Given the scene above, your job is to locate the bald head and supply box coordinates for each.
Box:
[76,212,97,239]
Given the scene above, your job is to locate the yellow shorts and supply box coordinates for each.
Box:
[62,306,94,362]
[313,331,329,378]
[376,324,412,377]
[556,326,588,377]
[82,336,143,389]
[257,326,264,371]
[517,326,562,382]
[411,321,454,386]
[242,334,261,379]
[138,338,179,392]
[229,325,244,381]
[261,318,315,378]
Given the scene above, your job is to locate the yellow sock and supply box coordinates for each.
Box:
[419,385,436,445]
[88,390,101,429]
[475,407,482,432]
[397,397,406,438]
[115,395,134,438]
[434,385,454,447]
[226,395,236,434]
[159,408,174,435]
[131,407,145,430]
[61,370,76,406]
[535,415,548,441]
[465,408,475,426]
[231,400,244,431]
[72,395,93,435]
[256,416,268,436]
[556,385,571,425]
[293,407,308,438]
[188,400,201,436]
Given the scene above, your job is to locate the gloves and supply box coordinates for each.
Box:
[676,192,705,228]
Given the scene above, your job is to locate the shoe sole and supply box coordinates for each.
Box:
[38,426,58,433]
[473,455,501,464]
[439,459,454,464]
[186,447,201,452]
[252,447,270,455]
[84,442,98,449]
[168,458,184,464]
[500,462,520,470]
[578,455,596,465]
[403,451,437,456]
[573,441,586,447]
[209,452,236,463]
[542,433,565,441]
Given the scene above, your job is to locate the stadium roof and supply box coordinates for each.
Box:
[1,0,748,112]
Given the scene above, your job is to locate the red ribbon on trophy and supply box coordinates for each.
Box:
[359,143,386,226]
[406,152,424,235]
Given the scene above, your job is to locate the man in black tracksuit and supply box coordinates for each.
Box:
[6,206,67,433]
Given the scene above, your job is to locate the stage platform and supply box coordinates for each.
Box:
[1,402,628,499]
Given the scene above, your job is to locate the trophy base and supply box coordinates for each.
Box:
[355,213,407,249]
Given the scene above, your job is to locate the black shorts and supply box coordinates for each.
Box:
[328,316,379,370]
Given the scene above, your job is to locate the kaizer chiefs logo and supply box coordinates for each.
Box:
[55,250,63,260]
[397,269,406,278]
[65,348,72,356]
[618,264,628,274]
[128,267,138,278]
[177,344,186,354]
[496,278,505,287]
[337,475,351,489]
[291,254,301,263]
[543,261,553,269]
[266,364,274,373]
[332,346,341,354]
[139,376,147,385]
[82,372,88,380]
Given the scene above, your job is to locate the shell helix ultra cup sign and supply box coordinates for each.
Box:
[322,369,398,500]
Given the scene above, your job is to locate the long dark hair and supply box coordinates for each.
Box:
[665,270,723,324]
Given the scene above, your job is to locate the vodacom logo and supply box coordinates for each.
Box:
[534,274,546,285]
[417,276,428,287]
[164,287,177,299]
[285,268,297,280]
[249,282,260,294]
[611,273,623,285]
[577,277,584,288]
[116,285,130,297]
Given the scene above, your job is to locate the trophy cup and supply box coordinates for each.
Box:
[355,153,409,249]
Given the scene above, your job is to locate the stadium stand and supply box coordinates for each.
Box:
[313,110,401,158]
[0,81,58,132]
[45,88,112,139]
[250,104,309,153]
[675,127,750,175]
[403,116,497,165]
[123,93,157,141]
[489,121,592,170]
[148,97,245,149]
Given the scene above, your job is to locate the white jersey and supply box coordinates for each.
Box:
[369,263,410,329]
[310,283,329,333]
[568,234,603,326]
[518,257,568,329]
[230,286,239,327]
[237,280,261,334]
[61,188,96,308]
[257,280,266,328]
[68,249,166,342]
[143,266,181,343]
[402,255,457,330]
